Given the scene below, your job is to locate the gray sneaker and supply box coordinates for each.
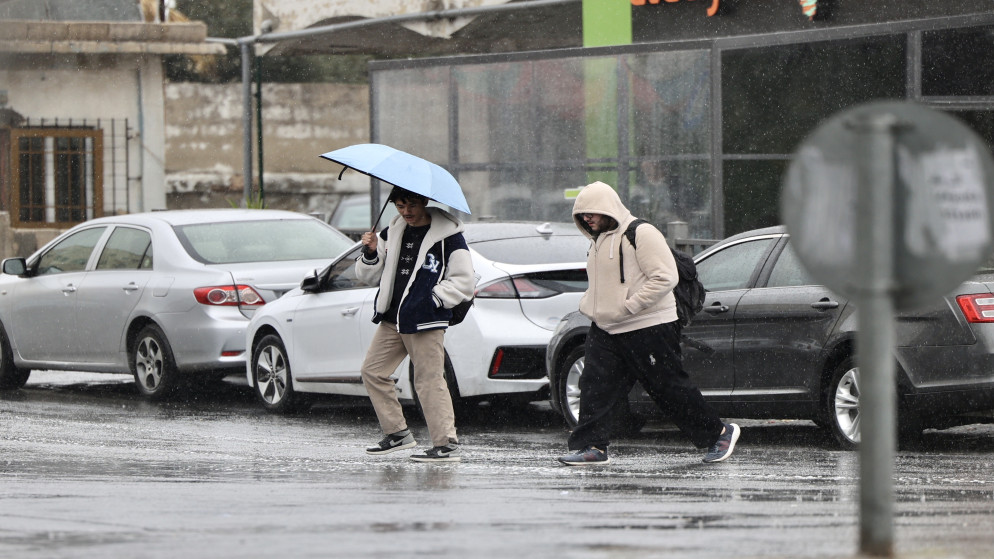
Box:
[558,446,610,466]
[410,443,461,463]
[366,430,416,455]
[703,423,740,463]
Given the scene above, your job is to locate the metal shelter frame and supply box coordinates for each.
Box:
[206,0,581,208]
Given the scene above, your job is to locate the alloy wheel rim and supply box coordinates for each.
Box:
[256,345,287,404]
[135,337,163,391]
[565,356,584,424]
[834,367,861,444]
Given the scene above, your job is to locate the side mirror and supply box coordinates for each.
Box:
[1,258,27,276]
[300,270,320,293]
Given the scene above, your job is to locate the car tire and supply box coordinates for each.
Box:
[130,324,180,400]
[409,352,459,419]
[824,358,860,450]
[252,334,308,414]
[557,346,585,429]
[0,325,31,390]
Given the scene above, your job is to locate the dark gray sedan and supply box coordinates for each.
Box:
[547,225,994,449]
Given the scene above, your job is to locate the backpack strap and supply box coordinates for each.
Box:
[619,218,648,284]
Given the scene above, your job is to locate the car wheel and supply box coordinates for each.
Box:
[557,346,585,428]
[130,324,180,400]
[252,334,308,413]
[0,325,31,390]
[409,352,459,419]
[825,358,860,450]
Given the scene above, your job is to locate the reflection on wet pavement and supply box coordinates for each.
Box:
[1,371,992,558]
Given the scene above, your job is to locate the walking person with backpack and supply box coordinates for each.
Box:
[356,186,476,462]
[557,181,740,466]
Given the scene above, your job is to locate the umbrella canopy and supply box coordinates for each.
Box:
[320,144,471,215]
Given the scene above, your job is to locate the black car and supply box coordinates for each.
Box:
[547,225,994,449]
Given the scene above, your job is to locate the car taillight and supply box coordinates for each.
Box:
[194,285,265,306]
[956,294,994,323]
[476,276,562,299]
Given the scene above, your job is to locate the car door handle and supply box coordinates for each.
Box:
[122,283,140,293]
[703,304,729,314]
[341,306,360,316]
[810,298,839,310]
[62,284,77,294]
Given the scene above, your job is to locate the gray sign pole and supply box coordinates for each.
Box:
[852,113,900,556]
[783,99,994,559]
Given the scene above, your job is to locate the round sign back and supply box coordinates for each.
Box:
[781,101,994,310]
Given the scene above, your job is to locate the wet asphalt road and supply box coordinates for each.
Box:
[2,371,994,559]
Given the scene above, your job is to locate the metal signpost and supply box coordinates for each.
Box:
[781,101,994,556]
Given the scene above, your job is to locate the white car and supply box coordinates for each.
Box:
[245,221,589,412]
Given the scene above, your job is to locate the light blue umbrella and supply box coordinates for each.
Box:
[320,144,472,226]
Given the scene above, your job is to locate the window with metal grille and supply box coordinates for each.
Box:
[10,128,103,228]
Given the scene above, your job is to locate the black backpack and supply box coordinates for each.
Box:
[620,219,706,328]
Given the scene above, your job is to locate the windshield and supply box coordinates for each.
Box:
[175,219,353,264]
[470,235,589,264]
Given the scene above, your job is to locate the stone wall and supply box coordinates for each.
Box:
[0,82,371,259]
[163,81,372,218]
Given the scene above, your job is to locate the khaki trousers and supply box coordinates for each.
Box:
[360,322,457,447]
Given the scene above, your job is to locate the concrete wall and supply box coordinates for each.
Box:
[1,54,165,214]
[0,52,169,257]
[163,82,371,219]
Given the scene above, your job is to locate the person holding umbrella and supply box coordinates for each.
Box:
[355,186,475,462]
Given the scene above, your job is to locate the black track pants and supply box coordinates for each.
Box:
[567,321,724,451]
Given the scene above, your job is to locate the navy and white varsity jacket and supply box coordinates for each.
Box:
[355,207,476,334]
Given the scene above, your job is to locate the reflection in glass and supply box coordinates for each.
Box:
[923,26,994,97]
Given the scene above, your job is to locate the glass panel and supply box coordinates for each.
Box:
[696,237,776,291]
[767,242,815,288]
[97,227,152,270]
[15,131,99,225]
[455,60,585,166]
[54,135,87,223]
[723,35,905,154]
[325,247,364,291]
[723,160,787,236]
[469,236,590,265]
[923,26,994,97]
[18,136,45,222]
[372,66,449,164]
[629,159,712,238]
[457,170,580,223]
[176,220,353,264]
[627,50,710,156]
[37,227,106,275]
[943,109,994,150]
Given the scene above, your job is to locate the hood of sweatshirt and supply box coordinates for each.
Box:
[571,181,633,239]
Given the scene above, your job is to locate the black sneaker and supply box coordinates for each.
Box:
[703,423,740,463]
[558,446,610,466]
[365,430,416,455]
[409,443,461,463]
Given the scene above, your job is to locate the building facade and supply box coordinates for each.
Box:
[0,0,222,255]
[365,1,994,239]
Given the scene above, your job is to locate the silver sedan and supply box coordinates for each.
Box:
[0,209,353,399]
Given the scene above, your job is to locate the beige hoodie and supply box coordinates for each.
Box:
[572,181,679,334]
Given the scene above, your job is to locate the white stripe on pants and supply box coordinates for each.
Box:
[360,322,457,447]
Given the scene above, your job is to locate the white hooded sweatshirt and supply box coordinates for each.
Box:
[572,181,679,334]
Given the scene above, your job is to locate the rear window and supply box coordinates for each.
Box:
[175,219,353,264]
[470,235,589,264]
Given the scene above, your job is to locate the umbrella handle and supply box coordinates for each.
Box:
[371,200,390,233]
[338,166,348,180]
